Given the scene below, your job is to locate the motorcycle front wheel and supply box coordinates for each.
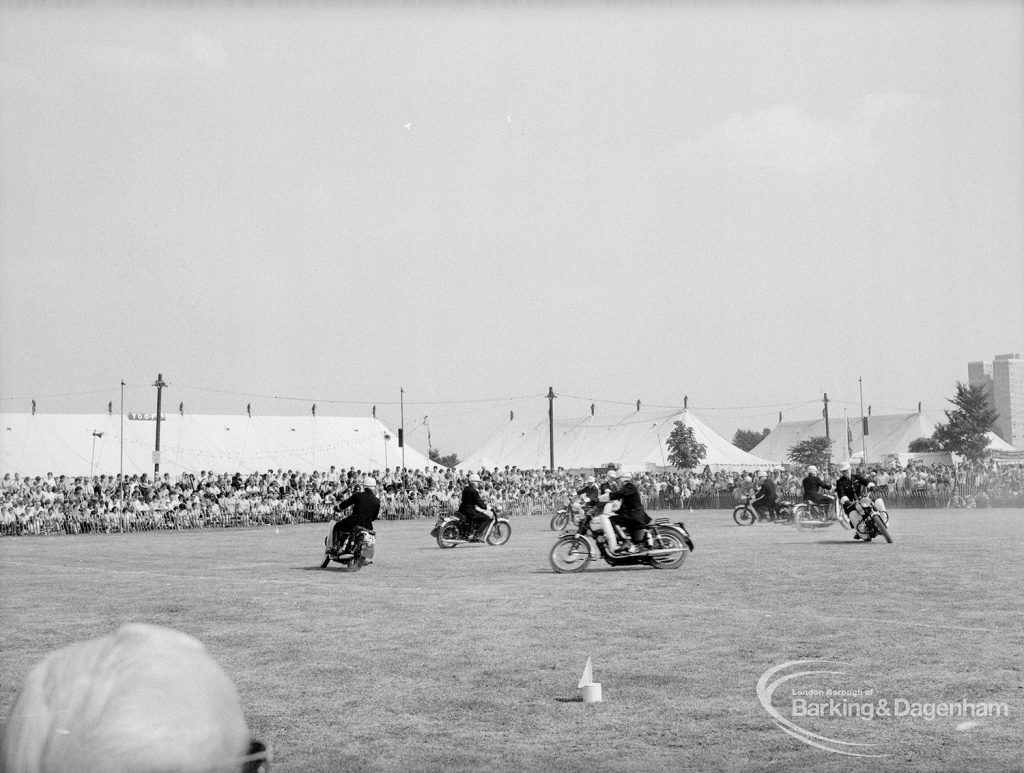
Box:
[649,530,688,570]
[733,506,756,526]
[872,513,893,543]
[320,555,330,568]
[793,505,813,532]
[487,520,512,546]
[550,535,592,574]
[550,511,570,531]
[437,522,461,549]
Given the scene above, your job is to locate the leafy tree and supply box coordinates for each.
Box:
[429,447,461,469]
[931,382,998,463]
[787,436,833,469]
[907,436,941,453]
[666,421,707,470]
[732,427,770,452]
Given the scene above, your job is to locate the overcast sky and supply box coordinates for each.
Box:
[1,1,1022,458]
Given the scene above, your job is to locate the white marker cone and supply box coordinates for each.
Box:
[578,657,602,703]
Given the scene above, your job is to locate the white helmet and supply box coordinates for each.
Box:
[807,465,818,475]
[839,462,851,472]
[362,476,377,488]
[757,470,767,478]
[585,476,596,484]
[606,469,618,479]
[468,473,481,483]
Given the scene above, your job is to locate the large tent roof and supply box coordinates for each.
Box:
[457,408,773,472]
[750,411,1018,464]
[0,413,434,477]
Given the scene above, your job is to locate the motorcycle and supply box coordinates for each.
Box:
[846,487,893,543]
[732,494,795,526]
[549,509,694,573]
[793,495,851,532]
[320,520,375,572]
[550,500,584,531]
[431,505,512,548]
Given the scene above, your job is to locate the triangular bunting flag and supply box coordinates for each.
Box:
[578,656,593,688]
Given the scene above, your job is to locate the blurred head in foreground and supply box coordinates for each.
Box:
[1,623,265,773]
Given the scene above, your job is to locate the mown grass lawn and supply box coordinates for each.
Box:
[1,508,1022,772]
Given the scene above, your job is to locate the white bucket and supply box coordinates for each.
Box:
[581,682,602,704]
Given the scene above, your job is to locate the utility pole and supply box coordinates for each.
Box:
[547,386,556,470]
[400,387,405,469]
[119,380,125,496]
[822,392,831,467]
[153,373,167,477]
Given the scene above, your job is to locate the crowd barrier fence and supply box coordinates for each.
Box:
[1,485,1019,538]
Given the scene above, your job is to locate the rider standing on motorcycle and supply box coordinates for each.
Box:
[835,462,872,540]
[332,476,380,551]
[458,473,491,541]
[597,470,652,554]
[752,470,777,520]
[802,465,834,508]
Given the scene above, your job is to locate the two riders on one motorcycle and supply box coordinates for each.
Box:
[457,473,491,541]
[331,476,380,553]
[596,469,652,555]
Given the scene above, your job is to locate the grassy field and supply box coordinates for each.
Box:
[2,507,1022,772]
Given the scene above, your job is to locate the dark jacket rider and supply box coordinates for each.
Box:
[332,477,380,550]
[458,473,491,541]
[835,463,870,508]
[752,471,777,516]
[801,466,833,506]
[576,476,600,506]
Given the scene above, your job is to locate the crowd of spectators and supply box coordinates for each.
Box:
[1,459,1021,537]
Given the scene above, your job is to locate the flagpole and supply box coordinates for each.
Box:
[859,377,867,463]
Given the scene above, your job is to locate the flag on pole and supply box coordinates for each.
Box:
[846,414,854,459]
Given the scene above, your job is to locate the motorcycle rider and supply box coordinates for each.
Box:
[331,476,380,552]
[751,470,777,521]
[835,462,872,540]
[801,465,834,512]
[458,473,491,541]
[592,469,623,552]
[597,469,652,554]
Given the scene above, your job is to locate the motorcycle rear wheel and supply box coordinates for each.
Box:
[487,521,511,546]
[550,511,570,531]
[649,531,688,570]
[437,522,461,549]
[550,535,592,574]
[872,513,893,543]
[733,506,756,526]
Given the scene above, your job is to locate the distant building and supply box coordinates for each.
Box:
[968,353,1024,447]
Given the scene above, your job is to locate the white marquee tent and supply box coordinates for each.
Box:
[749,410,1017,464]
[457,408,774,472]
[0,413,435,477]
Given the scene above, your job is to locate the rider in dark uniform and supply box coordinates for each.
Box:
[457,473,490,541]
[801,465,833,507]
[835,462,872,540]
[751,470,777,520]
[332,477,380,551]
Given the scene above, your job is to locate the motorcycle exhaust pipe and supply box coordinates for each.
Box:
[642,547,687,557]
